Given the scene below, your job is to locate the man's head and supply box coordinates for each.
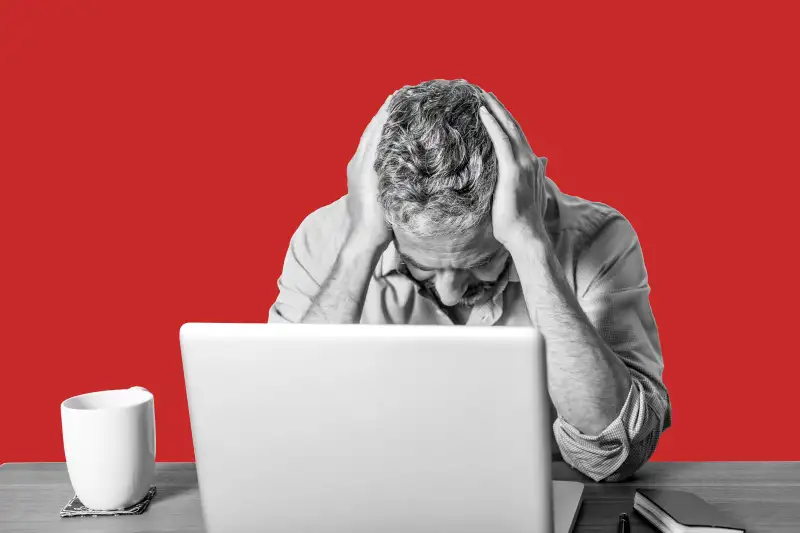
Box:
[374,79,507,308]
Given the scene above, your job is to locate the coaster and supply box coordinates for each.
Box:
[60,486,157,518]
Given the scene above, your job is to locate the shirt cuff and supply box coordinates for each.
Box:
[553,378,661,482]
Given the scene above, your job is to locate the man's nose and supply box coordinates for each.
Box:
[434,270,468,306]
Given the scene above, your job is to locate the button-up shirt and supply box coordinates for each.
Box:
[268,177,672,482]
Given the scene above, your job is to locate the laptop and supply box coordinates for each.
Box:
[180,323,583,533]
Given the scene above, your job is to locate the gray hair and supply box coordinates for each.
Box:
[374,79,497,238]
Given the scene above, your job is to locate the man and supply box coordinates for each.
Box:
[268,79,671,482]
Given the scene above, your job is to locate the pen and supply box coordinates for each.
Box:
[618,512,631,533]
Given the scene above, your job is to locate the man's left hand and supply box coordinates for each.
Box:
[479,91,549,250]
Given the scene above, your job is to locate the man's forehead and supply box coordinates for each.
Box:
[393,226,504,269]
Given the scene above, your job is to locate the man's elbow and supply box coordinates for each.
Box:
[557,423,663,482]
[601,431,661,482]
[554,388,668,483]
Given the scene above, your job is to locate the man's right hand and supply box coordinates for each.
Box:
[345,90,397,248]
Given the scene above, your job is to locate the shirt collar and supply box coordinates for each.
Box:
[377,176,561,282]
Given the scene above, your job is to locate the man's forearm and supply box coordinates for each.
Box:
[301,231,388,324]
[507,230,632,436]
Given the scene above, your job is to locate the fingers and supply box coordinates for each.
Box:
[536,157,548,218]
[358,90,398,154]
[479,106,516,165]
[364,90,397,155]
[371,92,395,126]
[479,89,521,146]
[537,156,548,177]
[480,89,533,153]
[375,90,397,130]
[372,90,398,127]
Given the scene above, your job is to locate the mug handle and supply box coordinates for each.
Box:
[129,386,156,459]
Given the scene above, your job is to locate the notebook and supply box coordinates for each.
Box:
[634,489,745,533]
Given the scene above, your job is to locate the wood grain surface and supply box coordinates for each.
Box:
[1,462,798,532]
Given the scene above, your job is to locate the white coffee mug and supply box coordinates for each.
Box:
[61,386,156,510]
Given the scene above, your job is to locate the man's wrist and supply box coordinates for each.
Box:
[502,223,551,263]
[342,228,391,265]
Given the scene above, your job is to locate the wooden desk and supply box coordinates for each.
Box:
[1,462,799,532]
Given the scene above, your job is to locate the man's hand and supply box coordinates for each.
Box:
[479,91,636,444]
[345,90,397,248]
[300,91,397,324]
[478,91,549,249]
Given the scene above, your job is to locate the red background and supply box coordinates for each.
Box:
[1,1,798,464]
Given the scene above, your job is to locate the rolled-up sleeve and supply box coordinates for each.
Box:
[554,215,672,482]
[268,200,346,324]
